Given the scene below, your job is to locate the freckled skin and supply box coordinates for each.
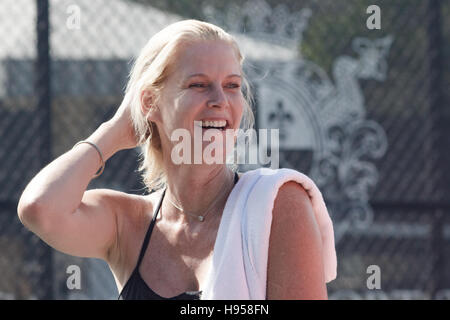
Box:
[267,181,328,299]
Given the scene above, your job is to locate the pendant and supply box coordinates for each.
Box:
[198,215,204,222]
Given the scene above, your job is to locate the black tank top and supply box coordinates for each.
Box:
[118,172,239,300]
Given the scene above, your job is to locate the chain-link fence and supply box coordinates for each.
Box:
[0,0,448,299]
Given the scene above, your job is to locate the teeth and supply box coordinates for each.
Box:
[201,120,227,128]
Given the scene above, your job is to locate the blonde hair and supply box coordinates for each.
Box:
[125,19,255,192]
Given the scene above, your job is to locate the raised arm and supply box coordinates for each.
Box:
[17,101,139,261]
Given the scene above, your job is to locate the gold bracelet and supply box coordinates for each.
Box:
[72,140,105,178]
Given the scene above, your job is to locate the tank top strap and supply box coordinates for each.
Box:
[135,187,166,270]
[134,172,237,270]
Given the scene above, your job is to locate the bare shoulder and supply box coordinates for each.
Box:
[273,181,312,217]
[267,181,327,299]
[87,188,150,229]
[103,188,159,282]
[90,188,150,251]
[86,188,147,211]
[271,181,317,245]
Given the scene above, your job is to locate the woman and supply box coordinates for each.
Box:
[17,20,336,300]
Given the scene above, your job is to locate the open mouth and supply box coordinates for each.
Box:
[199,120,229,131]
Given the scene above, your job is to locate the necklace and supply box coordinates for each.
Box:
[166,171,235,222]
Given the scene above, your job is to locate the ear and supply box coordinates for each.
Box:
[140,89,162,123]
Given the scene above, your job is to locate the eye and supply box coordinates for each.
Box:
[226,83,241,89]
[189,83,208,88]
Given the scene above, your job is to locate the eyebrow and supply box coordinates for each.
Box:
[186,73,242,79]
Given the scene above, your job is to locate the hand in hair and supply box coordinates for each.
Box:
[109,94,140,150]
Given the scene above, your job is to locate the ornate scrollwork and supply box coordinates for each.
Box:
[204,0,393,244]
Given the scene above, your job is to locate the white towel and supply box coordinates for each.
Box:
[201,167,337,300]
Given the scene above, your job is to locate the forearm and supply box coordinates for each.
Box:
[18,120,123,217]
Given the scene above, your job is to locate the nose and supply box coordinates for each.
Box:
[207,84,228,108]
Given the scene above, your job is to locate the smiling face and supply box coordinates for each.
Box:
[153,40,245,164]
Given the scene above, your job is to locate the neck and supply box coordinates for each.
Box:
[163,163,235,224]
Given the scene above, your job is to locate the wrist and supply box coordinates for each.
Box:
[87,121,123,162]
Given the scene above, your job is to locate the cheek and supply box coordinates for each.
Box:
[168,95,198,122]
[232,95,245,120]
[178,93,205,113]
